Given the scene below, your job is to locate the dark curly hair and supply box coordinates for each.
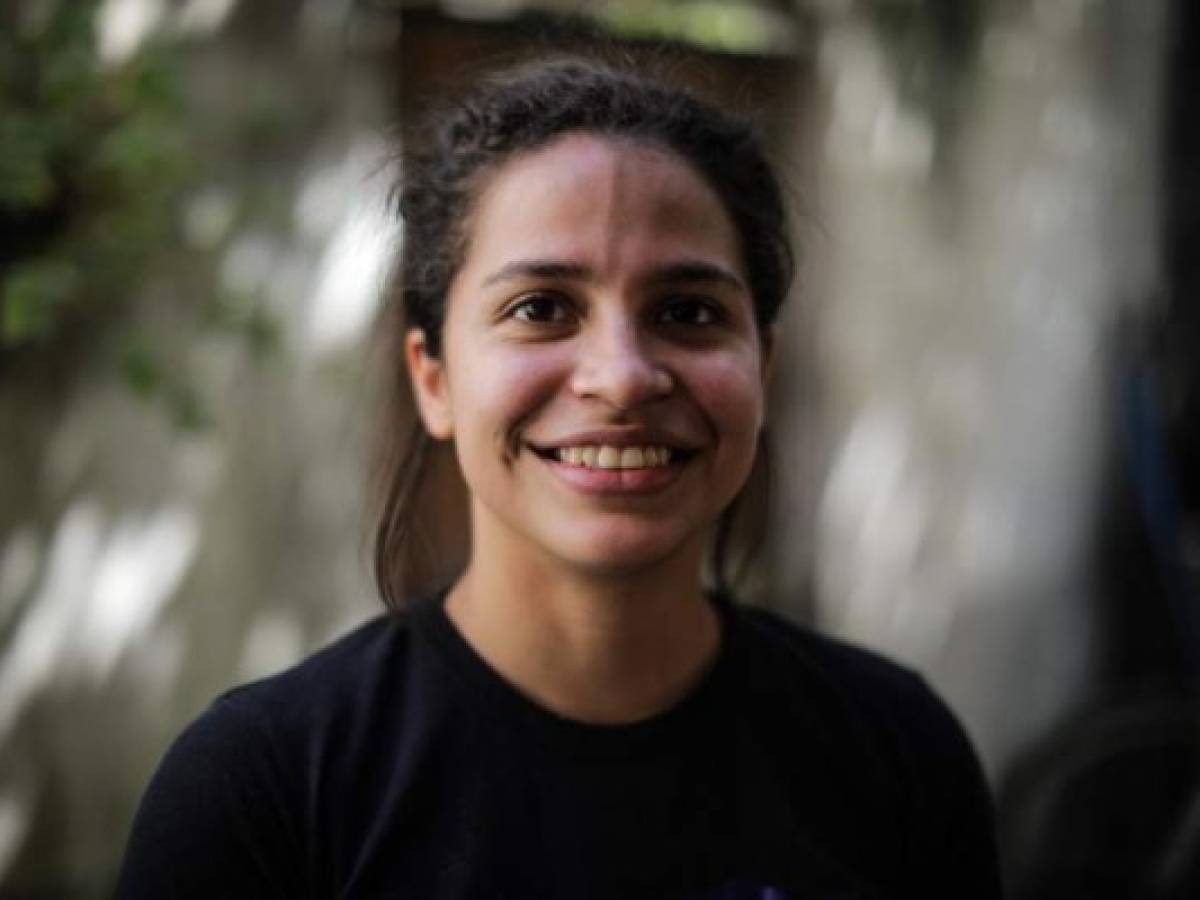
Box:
[376,55,794,609]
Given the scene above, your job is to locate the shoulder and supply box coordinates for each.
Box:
[733,603,934,715]
[150,612,411,785]
[147,611,424,822]
[183,610,433,793]
[730,603,985,786]
[116,613,420,896]
[215,612,410,726]
[241,611,409,695]
[730,603,1002,895]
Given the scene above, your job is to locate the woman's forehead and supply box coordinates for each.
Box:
[460,132,743,283]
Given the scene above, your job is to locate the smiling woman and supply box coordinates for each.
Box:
[115,57,1003,899]
[407,133,766,594]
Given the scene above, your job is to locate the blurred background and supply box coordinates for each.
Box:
[1,0,1197,896]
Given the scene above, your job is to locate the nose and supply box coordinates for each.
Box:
[568,315,673,410]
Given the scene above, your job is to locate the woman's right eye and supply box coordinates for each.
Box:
[510,294,569,324]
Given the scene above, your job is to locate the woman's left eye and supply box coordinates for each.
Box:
[510,294,569,324]
[658,297,722,327]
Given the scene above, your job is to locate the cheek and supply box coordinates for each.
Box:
[449,346,567,451]
[688,352,766,441]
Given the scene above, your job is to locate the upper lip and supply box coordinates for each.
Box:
[527,428,702,452]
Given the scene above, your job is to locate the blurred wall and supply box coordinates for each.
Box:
[0,0,1182,896]
[799,0,1167,780]
[1,1,395,894]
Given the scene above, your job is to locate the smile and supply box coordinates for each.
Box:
[527,440,695,495]
[553,445,675,469]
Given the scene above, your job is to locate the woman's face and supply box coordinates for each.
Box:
[407,133,771,579]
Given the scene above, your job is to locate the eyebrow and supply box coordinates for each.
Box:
[482,260,591,286]
[645,261,747,292]
[481,258,747,292]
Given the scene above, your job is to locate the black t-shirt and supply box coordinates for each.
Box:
[116,593,1002,898]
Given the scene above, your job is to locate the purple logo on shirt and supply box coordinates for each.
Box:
[692,879,790,899]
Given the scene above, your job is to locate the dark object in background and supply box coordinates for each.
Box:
[1001,695,1200,898]
[997,1,1200,895]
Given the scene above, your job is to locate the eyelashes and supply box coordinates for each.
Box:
[503,293,727,329]
[509,293,571,325]
[655,296,724,327]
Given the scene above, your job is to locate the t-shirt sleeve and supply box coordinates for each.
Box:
[897,674,1004,898]
[114,693,304,900]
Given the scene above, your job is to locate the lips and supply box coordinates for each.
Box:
[525,430,699,495]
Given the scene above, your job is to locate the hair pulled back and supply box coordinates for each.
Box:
[377,55,794,608]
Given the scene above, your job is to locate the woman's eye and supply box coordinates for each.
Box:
[659,297,721,327]
[511,294,569,324]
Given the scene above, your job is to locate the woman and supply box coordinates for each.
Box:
[117,57,1002,898]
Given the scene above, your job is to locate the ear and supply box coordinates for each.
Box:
[405,328,454,440]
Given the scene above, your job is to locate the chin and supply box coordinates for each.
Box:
[550,527,701,578]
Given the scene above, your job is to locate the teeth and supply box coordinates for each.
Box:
[597,446,620,469]
[553,445,676,469]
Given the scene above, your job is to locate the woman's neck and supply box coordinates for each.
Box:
[445,546,721,725]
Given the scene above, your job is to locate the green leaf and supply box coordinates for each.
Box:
[167,382,212,433]
[93,115,184,189]
[120,339,163,397]
[1,259,80,345]
[0,114,57,211]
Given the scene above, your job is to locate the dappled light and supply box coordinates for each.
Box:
[301,139,397,356]
[1,0,1195,895]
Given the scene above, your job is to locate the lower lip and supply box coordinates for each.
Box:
[538,456,686,495]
